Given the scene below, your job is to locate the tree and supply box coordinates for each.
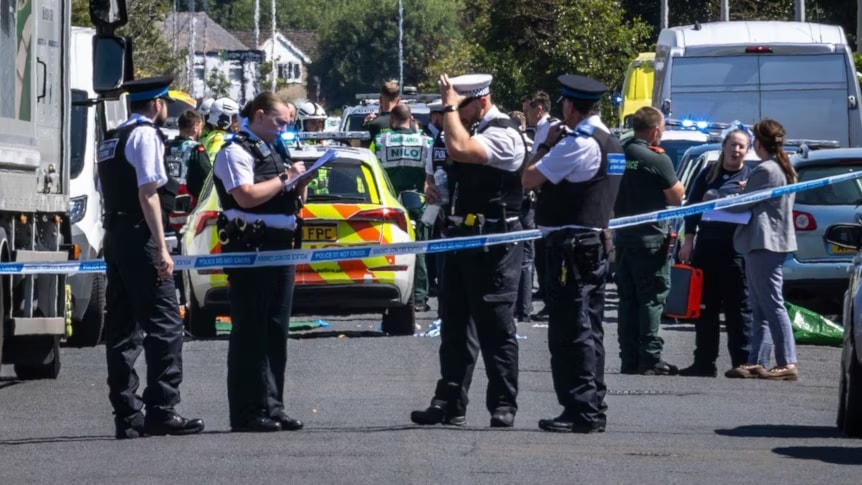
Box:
[71,0,184,79]
[206,68,232,97]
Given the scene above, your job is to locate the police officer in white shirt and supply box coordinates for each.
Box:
[411,73,525,429]
[212,92,310,433]
[97,76,204,439]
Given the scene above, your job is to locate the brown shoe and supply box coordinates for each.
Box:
[759,365,799,381]
[725,364,766,379]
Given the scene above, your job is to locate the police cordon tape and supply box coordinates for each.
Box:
[1,170,860,276]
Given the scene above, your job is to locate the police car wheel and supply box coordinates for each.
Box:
[838,340,862,437]
[381,295,416,336]
[187,289,216,339]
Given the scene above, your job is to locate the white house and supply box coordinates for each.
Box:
[159,12,263,104]
[231,30,318,102]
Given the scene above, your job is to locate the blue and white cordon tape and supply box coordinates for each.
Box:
[1,170,860,275]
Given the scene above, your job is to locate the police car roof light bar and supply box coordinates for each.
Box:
[297,131,371,141]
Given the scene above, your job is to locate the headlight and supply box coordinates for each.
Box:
[69,195,87,224]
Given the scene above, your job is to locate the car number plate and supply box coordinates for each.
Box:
[303,224,337,242]
[831,244,856,255]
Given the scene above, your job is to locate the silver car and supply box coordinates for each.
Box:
[783,148,862,314]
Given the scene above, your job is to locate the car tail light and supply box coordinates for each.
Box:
[745,46,773,54]
[350,207,409,233]
[195,211,221,236]
[793,210,817,231]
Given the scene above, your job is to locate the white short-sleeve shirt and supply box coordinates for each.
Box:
[534,115,609,184]
[213,137,257,193]
[119,113,168,188]
[472,105,525,172]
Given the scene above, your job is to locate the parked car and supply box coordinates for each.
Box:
[182,142,417,337]
[824,223,862,437]
[783,147,862,314]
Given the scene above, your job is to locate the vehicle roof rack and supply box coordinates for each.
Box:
[791,139,841,158]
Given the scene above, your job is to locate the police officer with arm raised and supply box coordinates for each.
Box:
[522,75,624,433]
[212,92,309,433]
[410,73,525,428]
[98,76,204,439]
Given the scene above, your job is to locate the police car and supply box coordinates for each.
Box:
[181,133,418,337]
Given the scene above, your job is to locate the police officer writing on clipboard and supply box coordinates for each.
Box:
[411,73,525,428]
[522,75,624,433]
[98,76,204,439]
[212,92,311,433]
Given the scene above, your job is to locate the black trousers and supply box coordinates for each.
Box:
[433,227,522,416]
[226,263,296,426]
[104,218,184,419]
[515,199,535,319]
[545,233,608,424]
[691,238,752,368]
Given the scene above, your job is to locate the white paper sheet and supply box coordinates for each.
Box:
[283,149,337,191]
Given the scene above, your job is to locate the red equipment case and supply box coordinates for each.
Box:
[663,264,703,320]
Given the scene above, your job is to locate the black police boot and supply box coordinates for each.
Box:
[410,402,465,426]
[231,416,282,433]
[679,363,718,378]
[538,411,606,434]
[144,411,205,436]
[490,409,515,428]
[640,360,679,376]
[271,411,304,431]
[114,412,146,440]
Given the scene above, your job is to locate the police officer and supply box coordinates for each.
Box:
[98,76,204,439]
[423,100,446,296]
[523,74,623,433]
[614,106,684,375]
[371,103,433,312]
[411,73,525,428]
[212,92,310,433]
[362,80,401,146]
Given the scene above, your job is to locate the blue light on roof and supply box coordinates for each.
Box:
[280,130,298,142]
[681,119,694,128]
[696,121,709,130]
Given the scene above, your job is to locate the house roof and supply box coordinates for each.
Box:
[159,12,248,52]
[230,29,320,61]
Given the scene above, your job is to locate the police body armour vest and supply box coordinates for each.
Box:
[535,126,625,229]
[97,120,179,216]
[450,117,524,219]
[212,131,300,216]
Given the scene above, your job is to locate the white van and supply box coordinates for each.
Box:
[68,27,127,346]
[653,21,862,147]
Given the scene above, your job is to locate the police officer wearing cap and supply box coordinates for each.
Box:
[411,73,525,429]
[98,76,204,439]
[523,74,624,433]
[614,106,684,376]
[424,100,447,296]
[212,92,310,433]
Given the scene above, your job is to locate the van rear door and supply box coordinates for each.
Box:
[669,52,852,145]
[759,54,849,146]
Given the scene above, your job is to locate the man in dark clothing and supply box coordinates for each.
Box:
[362,80,401,147]
[614,106,684,376]
[165,110,210,202]
[98,76,204,439]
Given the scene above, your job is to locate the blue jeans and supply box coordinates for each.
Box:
[744,249,797,367]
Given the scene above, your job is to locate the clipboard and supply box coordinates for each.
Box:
[283,149,337,191]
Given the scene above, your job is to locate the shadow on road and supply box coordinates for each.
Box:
[715,425,843,439]
[772,446,862,465]
[0,435,114,446]
[0,377,22,390]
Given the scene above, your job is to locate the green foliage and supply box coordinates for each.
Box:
[206,68,232,98]
[71,0,184,79]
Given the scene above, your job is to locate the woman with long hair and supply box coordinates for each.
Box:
[678,128,753,377]
[725,118,799,380]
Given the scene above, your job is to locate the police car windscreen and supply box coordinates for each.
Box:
[306,163,372,203]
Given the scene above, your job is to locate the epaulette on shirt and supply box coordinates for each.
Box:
[648,145,666,154]
[575,124,595,137]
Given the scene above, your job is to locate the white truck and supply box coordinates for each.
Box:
[0,0,128,377]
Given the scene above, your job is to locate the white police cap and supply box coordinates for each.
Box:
[450,74,493,97]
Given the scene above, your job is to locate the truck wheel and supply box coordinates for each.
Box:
[0,275,5,366]
[13,335,61,380]
[839,343,862,437]
[381,295,416,336]
[187,289,216,338]
[68,274,106,347]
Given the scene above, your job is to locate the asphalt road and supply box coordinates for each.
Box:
[1,286,860,484]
